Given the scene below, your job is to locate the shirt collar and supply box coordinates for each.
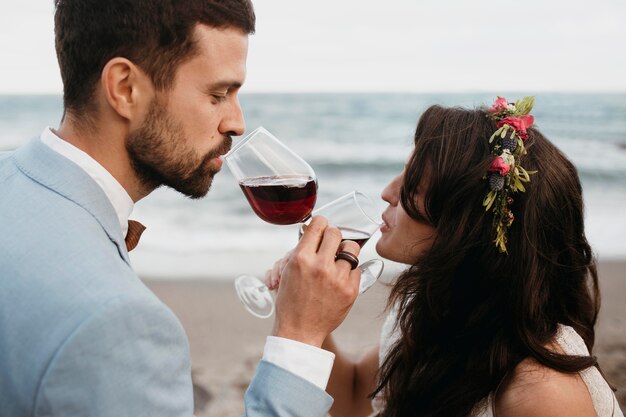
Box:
[39,127,134,236]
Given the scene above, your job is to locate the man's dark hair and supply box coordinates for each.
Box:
[54,0,255,115]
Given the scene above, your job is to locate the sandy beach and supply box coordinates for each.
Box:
[145,261,625,417]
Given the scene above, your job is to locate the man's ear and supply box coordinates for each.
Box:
[101,57,152,121]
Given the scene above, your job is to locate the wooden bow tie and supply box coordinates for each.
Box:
[125,219,146,252]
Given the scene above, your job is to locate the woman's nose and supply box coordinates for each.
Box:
[381,174,402,205]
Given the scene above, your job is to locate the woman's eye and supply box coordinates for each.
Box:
[211,95,227,103]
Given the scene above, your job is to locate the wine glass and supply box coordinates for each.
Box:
[224,127,384,318]
[303,191,384,294]
[235,191,385,318]
[224,126,317,226]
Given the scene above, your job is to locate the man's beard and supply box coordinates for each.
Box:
[126,100,232,199]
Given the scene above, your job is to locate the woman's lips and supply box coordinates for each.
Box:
[380,214,390,232]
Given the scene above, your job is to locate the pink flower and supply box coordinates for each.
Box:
[489,97,509,113]
[488,156,511,176]
[497,115,535,140]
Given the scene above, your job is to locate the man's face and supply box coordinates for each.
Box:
[126,25,248,198]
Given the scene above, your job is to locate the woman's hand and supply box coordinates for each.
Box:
[264,250,291,291]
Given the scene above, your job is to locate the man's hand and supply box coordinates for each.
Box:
[271,216,361,348]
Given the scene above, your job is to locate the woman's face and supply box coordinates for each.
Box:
[376,168,436,264]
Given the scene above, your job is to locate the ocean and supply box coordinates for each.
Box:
[1,93,625,280]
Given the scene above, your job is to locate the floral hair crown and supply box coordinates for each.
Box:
[482,96,537,253]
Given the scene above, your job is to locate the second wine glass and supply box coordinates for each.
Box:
[304,191,384,294]
[236,190,385,318]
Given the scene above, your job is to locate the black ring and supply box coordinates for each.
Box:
[335,251,359,270]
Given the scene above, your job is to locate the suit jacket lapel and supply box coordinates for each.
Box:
[11,137,131,265]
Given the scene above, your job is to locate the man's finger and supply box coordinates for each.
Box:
[333,240,361,271]
[347,266,362,292]
[337,239,360,256]
[317,226,343,258]
[296,216,328,252]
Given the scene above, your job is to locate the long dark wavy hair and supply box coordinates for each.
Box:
[374,105,601,417]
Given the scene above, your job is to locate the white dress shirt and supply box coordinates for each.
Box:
[40,128,134,236]
[39,127,335,390]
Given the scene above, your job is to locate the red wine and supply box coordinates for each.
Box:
[297,226,371,247]
[240,175,317,225]
[339,227,371,248]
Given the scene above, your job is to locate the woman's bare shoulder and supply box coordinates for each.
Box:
[494,357,597,417]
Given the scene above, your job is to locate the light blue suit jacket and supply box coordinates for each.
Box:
[0,138,332,417]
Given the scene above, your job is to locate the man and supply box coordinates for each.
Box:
[0,1,362,416]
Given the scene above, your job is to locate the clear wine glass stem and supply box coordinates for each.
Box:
[357,258,384,294]
[234,275,275,318]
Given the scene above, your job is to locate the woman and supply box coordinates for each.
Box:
[273,97,622,417]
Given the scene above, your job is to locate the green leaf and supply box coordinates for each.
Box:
[495,229,508,253]
[490,127,503,143]
[483,190,497,211]
[518,166,531,182]
[514,176,526,192]
[516,96,535,115]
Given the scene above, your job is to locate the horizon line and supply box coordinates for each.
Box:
[1,89,626,96]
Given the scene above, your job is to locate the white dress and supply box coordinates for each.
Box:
[371,307,623,417]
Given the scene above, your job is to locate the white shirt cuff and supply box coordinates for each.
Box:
[262,336,335,390]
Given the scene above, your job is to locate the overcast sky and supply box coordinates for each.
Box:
[1,0,625,94]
